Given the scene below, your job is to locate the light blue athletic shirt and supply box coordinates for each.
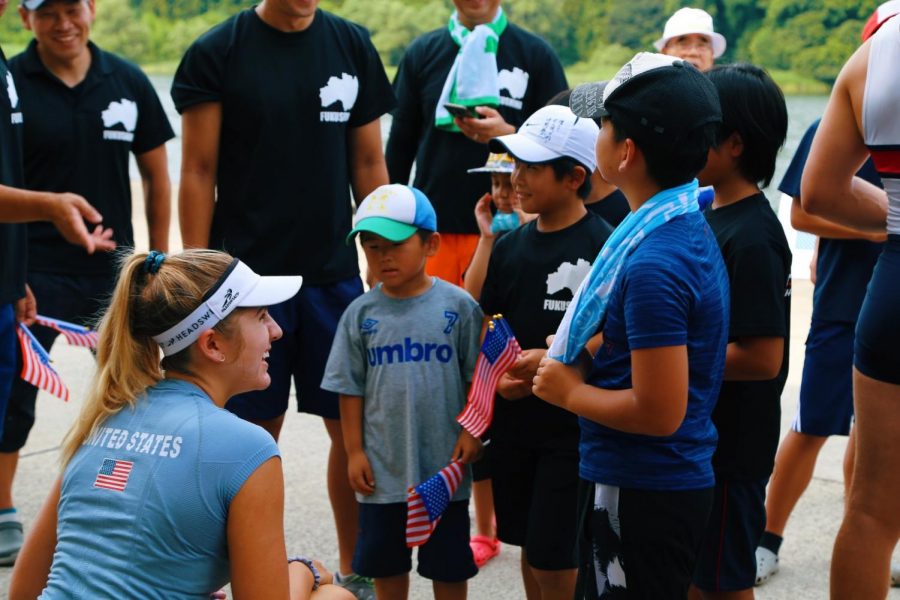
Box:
[40,379,279,599]
[322,278,483,504]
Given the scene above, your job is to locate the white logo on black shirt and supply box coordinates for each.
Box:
[498,67,529,110]
[102,98,138,142]
[319,73,359,123]
[544,259,592,311]
[6,72,22,125]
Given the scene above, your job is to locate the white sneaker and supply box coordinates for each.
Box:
[755,546,779,586]
[890,560,900,587]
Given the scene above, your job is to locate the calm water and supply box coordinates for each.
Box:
[144,75,829,209]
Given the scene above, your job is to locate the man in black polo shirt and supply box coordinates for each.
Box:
[172,1,394,593]
[386,0,568,286]
[0,0,174,565]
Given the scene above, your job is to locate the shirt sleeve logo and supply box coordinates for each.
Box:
[93,458,134,492]
[102,98,138,142]
[320,73,359,124]
[6,72,22,125]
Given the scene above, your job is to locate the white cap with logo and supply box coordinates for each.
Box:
[488,105,599,172]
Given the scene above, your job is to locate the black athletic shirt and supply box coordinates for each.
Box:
[586,188,629,228]
[172,8,395,282]
[0,46,26,305]
[704,193,792,481]
[480,212,612,443]
[779,119,884,324]
[10,41,173,276]
[386,23,567,235]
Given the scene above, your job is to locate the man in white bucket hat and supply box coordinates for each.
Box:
[655,7,727,72]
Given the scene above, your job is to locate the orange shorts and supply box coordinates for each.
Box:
[427,233,480,287]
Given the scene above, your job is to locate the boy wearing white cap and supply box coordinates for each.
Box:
[322,185,483,600]
[655,7,727,72]
[476,105,612,599]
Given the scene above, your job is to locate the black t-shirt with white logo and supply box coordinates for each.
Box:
[0,46,26,304]
[172,9,395,282]
[704,193,792,481]
[10,41,174,276]
[387,24,567,235]
[480,212,612,443]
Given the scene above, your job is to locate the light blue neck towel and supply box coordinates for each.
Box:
[548,180,701,364]
[434,8,508,132]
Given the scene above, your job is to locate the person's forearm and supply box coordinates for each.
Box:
[350,160,389,203]
[143,177,171,253]
[791,196,885,241]
[338,395,365,455]
[178,172,215,249]
[561,384,662,435]
[723,338,784,381]
[462,235,494,300]
[0,185,58,223]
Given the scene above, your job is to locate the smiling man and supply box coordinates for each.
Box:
[0,0,174,566]
[654,7,726,72]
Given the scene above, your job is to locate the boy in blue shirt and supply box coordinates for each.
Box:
[322,184,483,600]
[533,53,729,599]
[690,64,792,599]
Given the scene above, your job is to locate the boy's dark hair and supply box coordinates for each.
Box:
[607,112,718,190]
[707,63,788,188]
[538,157,593,200]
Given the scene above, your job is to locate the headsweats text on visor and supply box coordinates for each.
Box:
[153,260,258,356]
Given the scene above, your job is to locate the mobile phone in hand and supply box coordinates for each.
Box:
[444,103,482,119]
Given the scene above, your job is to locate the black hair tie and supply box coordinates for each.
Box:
[144,251,166,275]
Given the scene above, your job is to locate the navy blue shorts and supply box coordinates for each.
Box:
[226,276,363,421]
[693,478,767,592]
[352,500,477,582]
[0,304,16,443]
[794,319,855,436]
[855,236,900,385]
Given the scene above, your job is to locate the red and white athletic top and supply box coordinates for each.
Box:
[863,15,900,235]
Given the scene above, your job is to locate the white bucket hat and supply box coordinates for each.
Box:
[654,7,727,59]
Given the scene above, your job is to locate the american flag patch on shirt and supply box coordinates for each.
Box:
[93,459,134,492]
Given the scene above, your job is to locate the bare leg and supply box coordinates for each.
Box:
[831,370,900,598]
[433,579,466,600]
[0,452,19,509]
[530,565,577,600]
[324,418,358,575]
[249,413,286,442]
[375,574,409,600]
[842,426,856,499]
[764,430,828,536]
[521,549,541,600]
[471,480,496,538]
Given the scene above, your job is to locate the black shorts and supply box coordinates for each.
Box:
[855,236,900,385]
[491,434,580,570]
[0,304,15,444]
[693,478,768,592]
[226,276,363,421]
[471,426,492,482]
[575,480,713,599]
[352,500,477,582]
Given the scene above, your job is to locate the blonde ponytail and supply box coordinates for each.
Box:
[60,249,234,467]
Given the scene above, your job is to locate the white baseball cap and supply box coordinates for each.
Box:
[489,105,599,172]
[654,7,727,59]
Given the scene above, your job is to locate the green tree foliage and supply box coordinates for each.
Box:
[0,0,882,84]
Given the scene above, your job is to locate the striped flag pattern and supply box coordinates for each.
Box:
[35,315,99,349]
[456,316,521,438]
[93,458,134,492]
[16,324,69,402]
[406,460,464,547]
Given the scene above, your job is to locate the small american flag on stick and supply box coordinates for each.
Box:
[16,324,69,402]
[406,460,464,547]
[35,315,98,349]
[456,315,521,438]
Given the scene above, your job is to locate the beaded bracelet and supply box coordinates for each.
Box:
[288,556,320,590]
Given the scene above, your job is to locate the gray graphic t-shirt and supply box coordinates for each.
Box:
[322,278,483,503]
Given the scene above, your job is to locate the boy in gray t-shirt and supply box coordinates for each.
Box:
[322,184,483,599]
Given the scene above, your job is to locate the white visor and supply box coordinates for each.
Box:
[152,259,302,356]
